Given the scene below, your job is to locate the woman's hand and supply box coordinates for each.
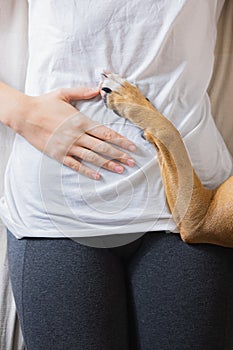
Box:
[8,86,136,180]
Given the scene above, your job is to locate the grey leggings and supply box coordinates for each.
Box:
[7,230,233,350]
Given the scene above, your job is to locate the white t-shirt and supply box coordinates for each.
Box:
[0,0,232,240]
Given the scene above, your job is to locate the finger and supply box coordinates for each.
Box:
[86,124,137,153]
[63,155,101,180]
[60,87,100,102]
[76,134,135,167]
[70,146,125,174]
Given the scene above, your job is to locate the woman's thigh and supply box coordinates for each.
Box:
[7,230,129,350]
[127,232,233,350]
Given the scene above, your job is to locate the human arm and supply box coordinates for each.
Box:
[0,82,136,180]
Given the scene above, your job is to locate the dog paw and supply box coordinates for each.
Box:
[100,72,151,119]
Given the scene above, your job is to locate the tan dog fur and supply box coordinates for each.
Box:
[101,73,233,247]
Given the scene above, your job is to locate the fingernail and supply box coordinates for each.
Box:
[129,145,136,152]
[115,166,124,173]
[90,87,100,92]
[84,89,100,98]
[84,88,99,96]
[127,159,135,167]
[91,173,101,180]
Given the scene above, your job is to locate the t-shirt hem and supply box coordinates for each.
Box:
[0,203,177,239]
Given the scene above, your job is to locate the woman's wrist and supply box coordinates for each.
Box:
[8,95,37,136]
[0,81,33,133]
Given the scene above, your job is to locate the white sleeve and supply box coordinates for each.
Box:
[0,0,28,90]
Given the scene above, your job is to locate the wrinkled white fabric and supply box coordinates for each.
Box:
[0,0,232,239]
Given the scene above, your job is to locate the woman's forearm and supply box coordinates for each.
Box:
[0,81,29,132]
